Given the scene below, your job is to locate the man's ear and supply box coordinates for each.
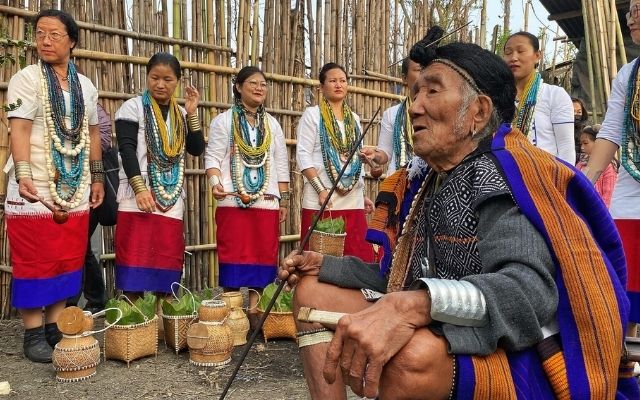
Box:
[473,94,493,129]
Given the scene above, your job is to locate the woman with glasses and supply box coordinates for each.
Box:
[503,32,576,164]
[296,62,375,262]
[585,0,640,335]
[114,52,205,298]
[4,9,104,362]
[205,66,290,322]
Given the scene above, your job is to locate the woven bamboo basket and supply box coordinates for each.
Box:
[226,308,249,346]
[52,335,101,382]
[257,308,296,343]
[187,321,233,367]
[309,230,346,256]
[221,291,244,309]
[162,314,198,354]
[199,299,229,322]
[104,315,158,366]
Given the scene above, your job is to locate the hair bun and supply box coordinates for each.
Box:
[409,26,444,66]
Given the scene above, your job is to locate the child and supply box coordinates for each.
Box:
[577,124,618,207]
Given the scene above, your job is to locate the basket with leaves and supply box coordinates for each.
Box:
[309,215,346,256]
[160,283,212,354]
[104,293,158,366]
[257,282,296,342]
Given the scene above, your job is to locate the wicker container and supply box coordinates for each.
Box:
[221,291,244,309]
[226,308,249,346]
[52,335,101,382]
[82,311,95,332]
[257,309,297,343]
[104,315,158,366]
[309,230,346,256]
[199,300,229,322]
[162,314,198,354]
[187,321,233,367]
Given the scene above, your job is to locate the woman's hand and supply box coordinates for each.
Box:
[184,84,200,116]
[90,182,105,209]
[18,177,39,203]
[318,189,332,208]
[364,196,375,214]
[135,190,156,213]
[211,183,226,200]
[279,206,288,223]
[278,250,323,291]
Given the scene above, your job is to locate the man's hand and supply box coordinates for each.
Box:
[323,291,431,398]
[278,250,323,291]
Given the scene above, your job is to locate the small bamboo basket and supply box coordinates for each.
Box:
[162,282,199,354]
[104,315,158,366]
[257,308,296,343]
[309,230,346,257]
[162,314,198,354]
[52,335,101,382]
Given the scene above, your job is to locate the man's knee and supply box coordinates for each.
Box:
[379,328,453,400]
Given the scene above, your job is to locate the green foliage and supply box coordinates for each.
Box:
[314,216,345,234]
[257,283,293,313]
[2,98,21,112]
[161,287,213,316]
[105,293,157,326]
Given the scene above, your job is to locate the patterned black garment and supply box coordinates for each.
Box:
[405,151,511,287]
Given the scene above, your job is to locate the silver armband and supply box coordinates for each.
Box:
[411,278,488,327]
[208,175,221,187]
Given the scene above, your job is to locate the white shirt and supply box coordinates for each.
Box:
[597,59,640,219]
[295,105,365,210]
[378,103,401,175]
[526,82,576,164]
[204,108,289,209]
[5,64,99,181]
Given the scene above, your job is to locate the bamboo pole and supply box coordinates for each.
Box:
[582,0,600,123]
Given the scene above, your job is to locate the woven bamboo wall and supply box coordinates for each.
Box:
[0,0,475,317]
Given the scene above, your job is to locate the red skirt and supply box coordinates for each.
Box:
[216,206,280,288]
[301,208,375,263]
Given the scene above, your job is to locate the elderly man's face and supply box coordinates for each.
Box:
[409,63,476,171]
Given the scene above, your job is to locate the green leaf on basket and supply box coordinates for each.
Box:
[105,292,157,325]
[314,216,345,234]
[162,287,212,316]
[258,282,293,312]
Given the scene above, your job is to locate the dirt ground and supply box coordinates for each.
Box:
[0,318,359,400]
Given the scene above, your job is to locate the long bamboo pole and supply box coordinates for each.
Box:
[582,0,599,122]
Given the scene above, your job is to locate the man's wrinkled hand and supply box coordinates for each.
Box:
[322,291,430,398]
[278,250,323,291]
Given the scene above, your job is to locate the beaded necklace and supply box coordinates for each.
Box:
[392,97,414,169]
[318,97,362,194]
[229,104,272,208]
[142,91,186,211]
[39,61,90,209]
[513,71,541,142]
[621,57,640,182]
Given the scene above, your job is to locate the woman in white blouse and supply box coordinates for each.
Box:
[296,62,375,262]
[205,66,290,318]
[503,31,576,164]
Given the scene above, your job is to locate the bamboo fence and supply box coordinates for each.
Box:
[0,0,475,318]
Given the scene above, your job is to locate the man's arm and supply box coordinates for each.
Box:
[318,255,387,293]
[440,194,558,355]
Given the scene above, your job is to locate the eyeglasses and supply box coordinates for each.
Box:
[626,4,640,21]
[246,80,268,90]
[35,30,68,42]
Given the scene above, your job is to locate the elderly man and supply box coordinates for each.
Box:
[279,27,638,400]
